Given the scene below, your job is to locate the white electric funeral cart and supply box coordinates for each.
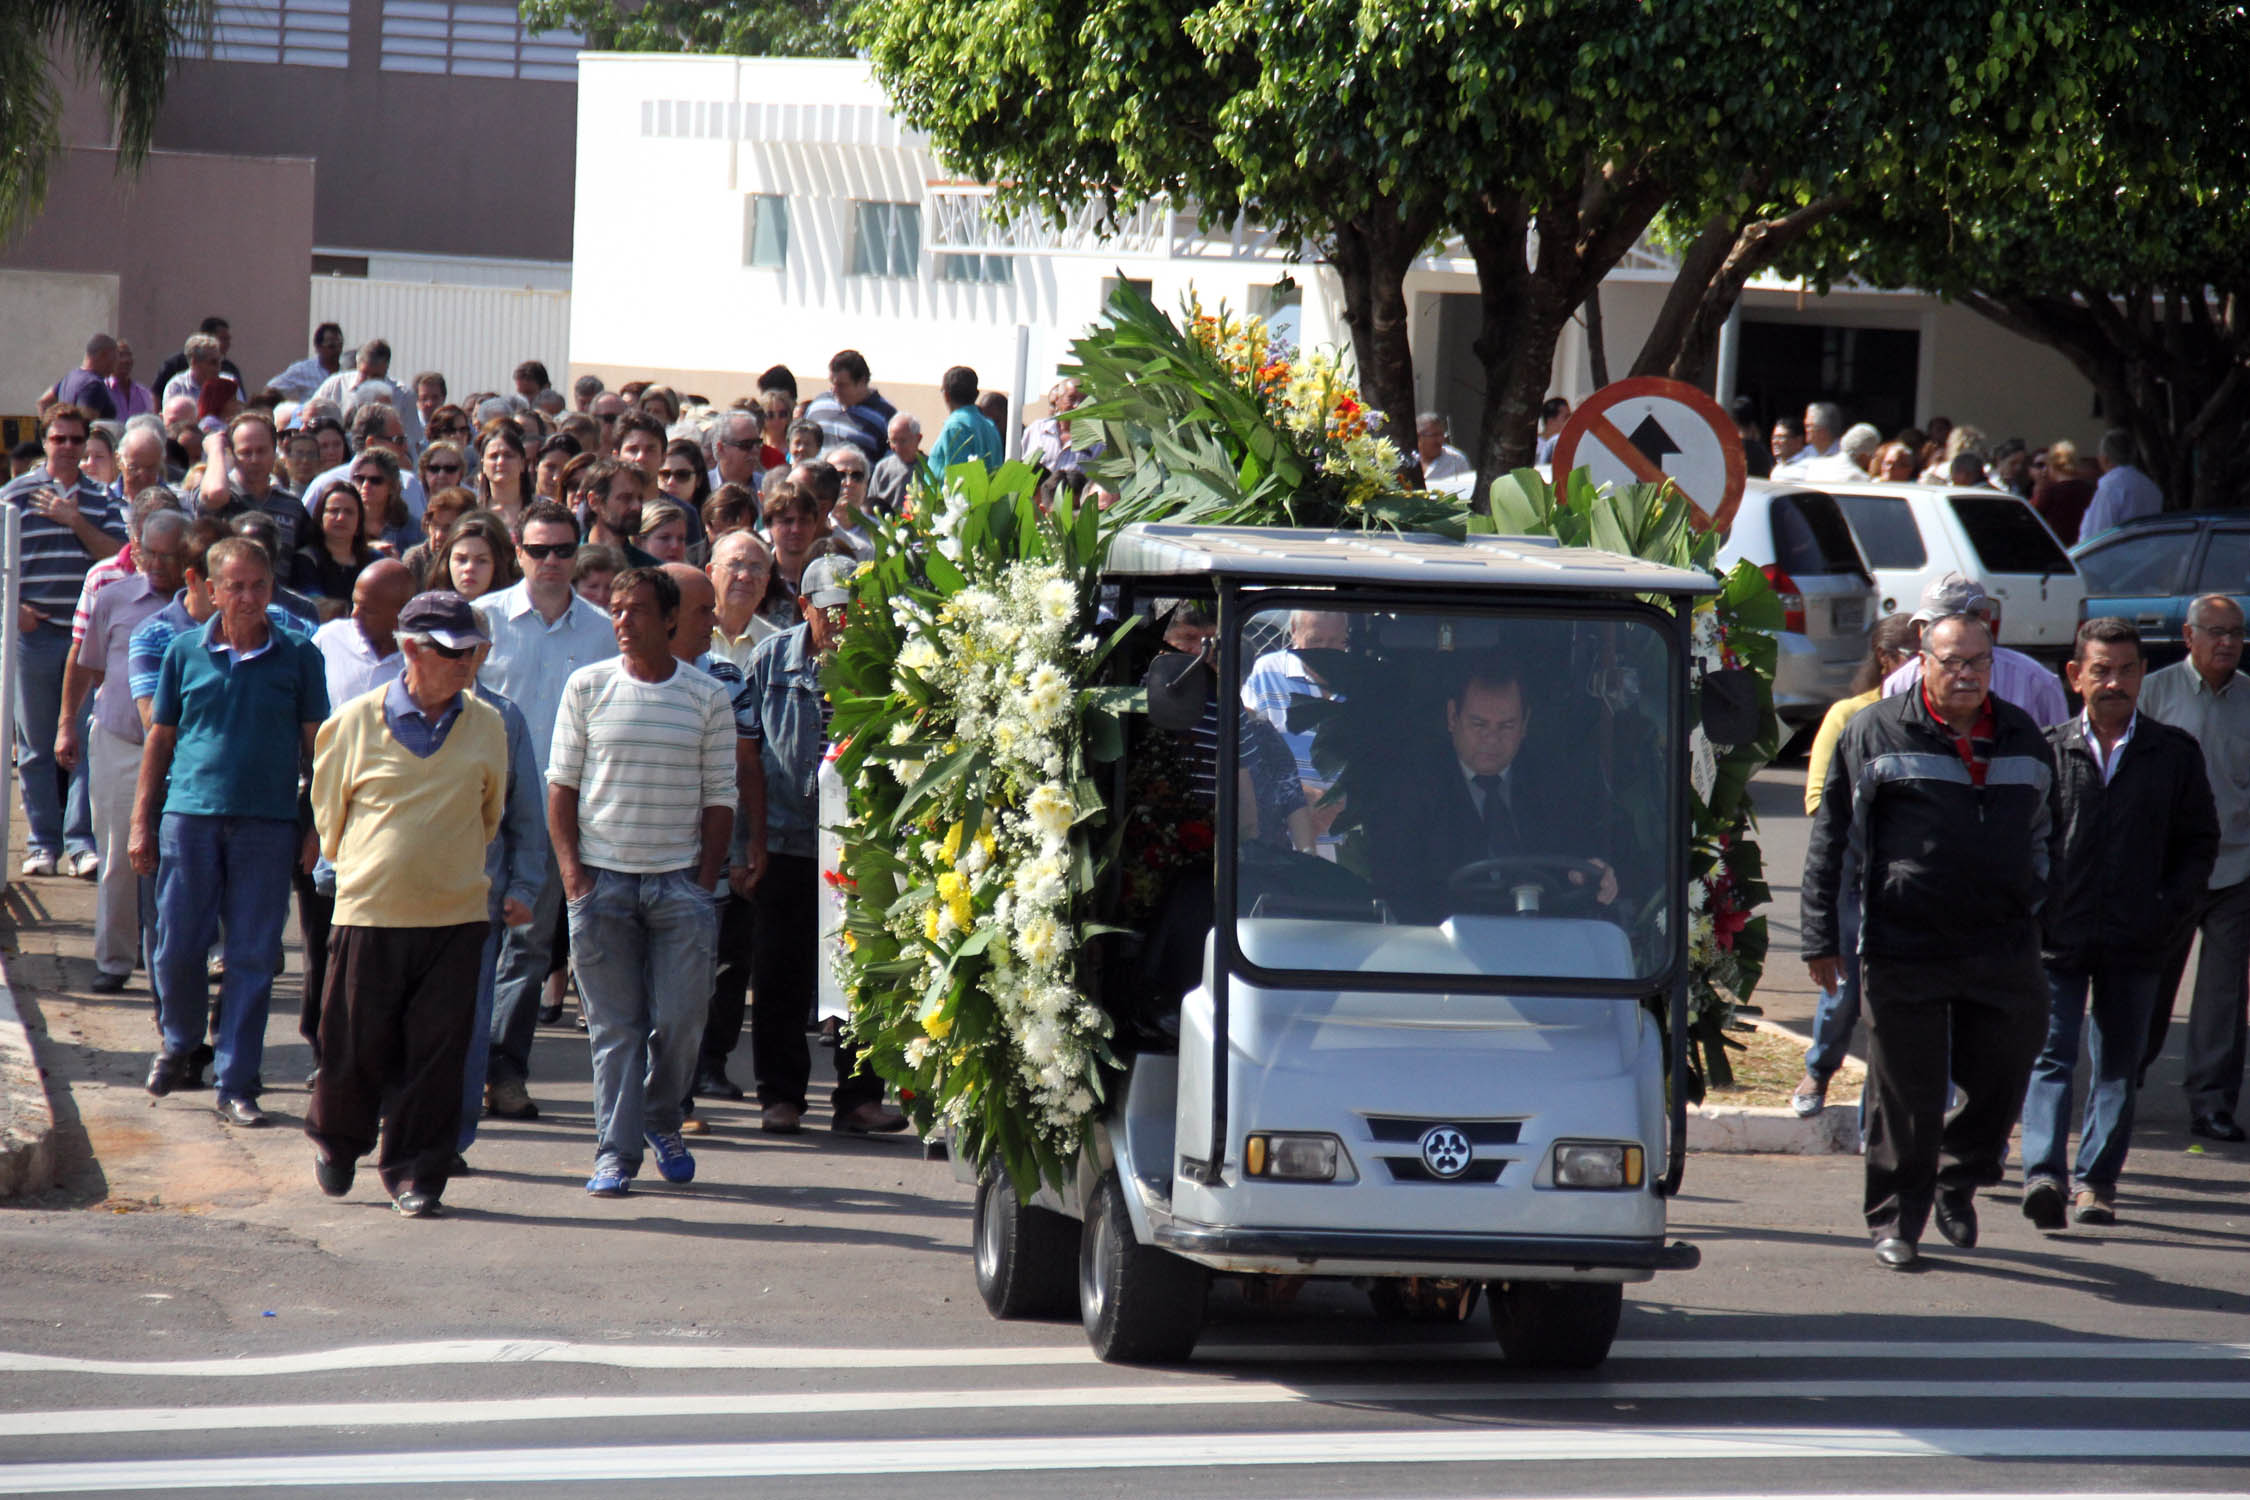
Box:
[956,523,1723,1368]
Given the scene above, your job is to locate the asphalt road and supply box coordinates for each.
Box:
[3,765,2248,1497]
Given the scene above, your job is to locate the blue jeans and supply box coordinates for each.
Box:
[568,866,718,1176]
[15,620,93,858]
[487,847,563,1084]
[2021,959,2161,1190]
[457,920,502,1153]
[1805,889,1862,1083]
[153,814,297,1101]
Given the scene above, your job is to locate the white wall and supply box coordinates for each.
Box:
[306,277,572,399]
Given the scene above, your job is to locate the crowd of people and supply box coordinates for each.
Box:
[1799,572,2244,1268]
[1739,398,2163,545]
[8,321,1037,1214]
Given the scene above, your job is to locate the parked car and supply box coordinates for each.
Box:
[2070,509,2250,666]
[1821,482,2085,663]
[1716,481,1878,728]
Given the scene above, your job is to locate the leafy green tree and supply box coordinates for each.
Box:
[0,0,210,237]
[517,0,858,58]
[1826,3,2250,509]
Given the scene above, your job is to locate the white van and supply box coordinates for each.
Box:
[1820,482,2085,661]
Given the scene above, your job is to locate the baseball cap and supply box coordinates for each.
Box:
[399,590,491,649]
[800,554,857,608]
[1911,571,1992,624]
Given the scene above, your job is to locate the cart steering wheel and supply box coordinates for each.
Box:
[1445,855,1610,915]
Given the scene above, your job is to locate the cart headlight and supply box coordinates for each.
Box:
[1245,1133,1341,1181]
[1551,1141,1644,1189]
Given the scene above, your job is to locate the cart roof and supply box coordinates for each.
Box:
[1104,523,1718,596]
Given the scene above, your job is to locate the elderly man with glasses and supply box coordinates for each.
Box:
[1880,572,2070,727]
[1803,610,2061,1270]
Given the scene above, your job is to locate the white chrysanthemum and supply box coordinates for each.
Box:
[898,637,940,676]
[1025,664,1068,723]
[1026,783,1074,839]
[1013,853,1067,908]
[1038,577,1077,626]
[1015,911,1061,967]
[904,1037,936,1068]
[959,839,990,878]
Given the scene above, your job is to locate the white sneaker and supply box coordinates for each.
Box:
[19,853,56,878]
[66,850,98,879]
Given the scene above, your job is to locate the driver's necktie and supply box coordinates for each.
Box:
[1474,773,1516,854]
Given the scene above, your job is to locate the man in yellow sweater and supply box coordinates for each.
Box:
[306,591,510,1217]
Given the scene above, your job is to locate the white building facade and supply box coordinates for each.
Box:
[570,53,2104,456]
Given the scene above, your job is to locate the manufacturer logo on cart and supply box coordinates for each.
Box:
[1418,1126,1473,1179]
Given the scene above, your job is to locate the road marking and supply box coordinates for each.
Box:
[1,1428,2246,1490]
[4,1376,2249,1439]
[5,1336,2246,1379]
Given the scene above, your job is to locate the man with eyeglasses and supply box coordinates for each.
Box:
[1803,610,2061,1271]
[819,448,876,558]
[710,411,763,490]
[473,500,618,1120]
[1881,572,2069,727]
[2141,593,2250,1144]
[3,404,128,877]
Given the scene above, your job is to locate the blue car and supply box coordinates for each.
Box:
[2070,511,2250,665]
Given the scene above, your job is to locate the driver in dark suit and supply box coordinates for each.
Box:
[1367,660,1617,922]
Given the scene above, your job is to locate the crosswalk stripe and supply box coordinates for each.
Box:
[2,1376,2248,1439]
[1,1427,2244,1490]
[3,1336,2245,1379]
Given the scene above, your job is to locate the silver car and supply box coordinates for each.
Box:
[1715,481,1879,727]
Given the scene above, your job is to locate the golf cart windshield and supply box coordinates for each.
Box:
[1222,598,1679,992]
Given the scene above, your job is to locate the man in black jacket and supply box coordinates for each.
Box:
[1803,613,2061,1270]
[2020,618,2217,1229]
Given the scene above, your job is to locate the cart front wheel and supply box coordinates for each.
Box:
[973,1172,1079,1319]
[1080,1170,1207,1363]
[1487,1279,1622,1369]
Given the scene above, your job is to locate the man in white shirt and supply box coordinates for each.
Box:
[475,502,619,1118]
[549,565,734,1197]
[1772,401,1845,481]
[268,324,344,402]
[2080,429,2163,540]
[1416,412,1471,483]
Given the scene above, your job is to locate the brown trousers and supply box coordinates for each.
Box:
[305,921,489,1197]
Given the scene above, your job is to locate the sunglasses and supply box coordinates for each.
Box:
[836,469,868,481]
[352,472,389,485]
[424,462,462,476]
[658,468,696,482]
[420,639,475,660]
[520,541,578,562]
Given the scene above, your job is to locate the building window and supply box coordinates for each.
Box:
[1102,276,1155,305]
[850,202,921,278]
[204,0,352,67]
[379,1,584,80]
[745,195,790,269]
[935,253,1013,286]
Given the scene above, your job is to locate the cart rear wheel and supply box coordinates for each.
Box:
[1079,1170,1207,1363]
[973,1172,1079,1319]
[1487,1279,1622,1369]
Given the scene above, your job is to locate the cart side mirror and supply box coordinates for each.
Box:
[1143,650,1210,731]
[1699,668,1761,747]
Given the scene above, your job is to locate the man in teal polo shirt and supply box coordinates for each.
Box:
[924,365,1002,479]
[131,535,329,1126]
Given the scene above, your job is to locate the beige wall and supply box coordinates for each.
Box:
[0,270,120,414]
[569,360,951,438]
[0,145,316,401]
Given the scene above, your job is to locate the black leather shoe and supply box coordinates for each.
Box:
[217,1096,269,1128]
[314,1154,354,1198]
[1934,1189,1978,1248]
[392,1190,440,1218]
[182,1043,215,1091]
[2190,1112,2248,1143]
[90,971,128,994]
[1875,1236,1918,1269]
[2021,1176,2067,1231]
[145,1052,188,1097]
[695,1064,745,1101]
[537,1003,563,1026]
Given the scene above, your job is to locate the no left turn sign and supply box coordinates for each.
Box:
[1549,377,1747,535]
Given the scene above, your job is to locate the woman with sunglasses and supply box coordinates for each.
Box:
[423,404,474,448]
[402,486,476,589]
[418,439,467,502]
[297,480,375,621]
[433,510,521,603]
[475,423,536,531]
[535,432,582,505]
[348,447,414,553]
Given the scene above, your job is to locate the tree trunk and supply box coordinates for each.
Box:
[1585,283,1610,389]
[1327,204,1435,458]
[1630,196,1846,384]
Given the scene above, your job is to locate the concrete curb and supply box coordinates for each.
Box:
[1686,1018,1865,1156]
[0,949,58,1199]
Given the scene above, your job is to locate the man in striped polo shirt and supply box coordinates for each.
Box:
[1,404,127,877]
[547,566,735,1198]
